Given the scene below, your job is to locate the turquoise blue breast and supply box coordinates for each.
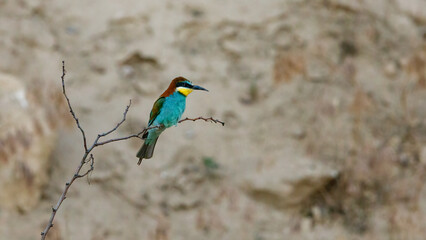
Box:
[152,92,186,128]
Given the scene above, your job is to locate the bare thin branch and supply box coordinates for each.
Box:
[40,152,88,239]
[179,116,225,126]
[94,125,161,146]
[60,60,88,152]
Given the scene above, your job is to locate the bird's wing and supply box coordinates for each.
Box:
[148,97,165,126]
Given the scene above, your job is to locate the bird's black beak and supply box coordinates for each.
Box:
[191,85,208,91]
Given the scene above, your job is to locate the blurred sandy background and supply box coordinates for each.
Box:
[0,0,425,239]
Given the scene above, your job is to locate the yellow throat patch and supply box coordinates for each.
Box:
[177,87,193,96]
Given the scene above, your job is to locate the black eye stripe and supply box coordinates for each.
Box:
[177,82,192,88]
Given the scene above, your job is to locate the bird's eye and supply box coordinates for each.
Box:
[177,81,192,88]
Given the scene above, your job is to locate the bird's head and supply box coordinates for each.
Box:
[173,77,208,97]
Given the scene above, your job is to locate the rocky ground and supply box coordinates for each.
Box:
[0,0,425,239]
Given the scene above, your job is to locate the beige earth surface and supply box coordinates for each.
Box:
[0,0,425,239]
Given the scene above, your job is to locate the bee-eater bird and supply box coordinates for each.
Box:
[136,77,208,164]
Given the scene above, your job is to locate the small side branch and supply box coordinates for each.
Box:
[76,154,94,178]
[60,61,88,152]
[179,117,225,126]
[94,125,161,147]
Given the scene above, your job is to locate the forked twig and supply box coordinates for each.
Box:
[40,61,224,239]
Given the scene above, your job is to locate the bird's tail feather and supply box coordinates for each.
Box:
[137,137,158,165]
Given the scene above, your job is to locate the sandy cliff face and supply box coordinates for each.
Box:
[0,73,66,212]
[0,0,425,239]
